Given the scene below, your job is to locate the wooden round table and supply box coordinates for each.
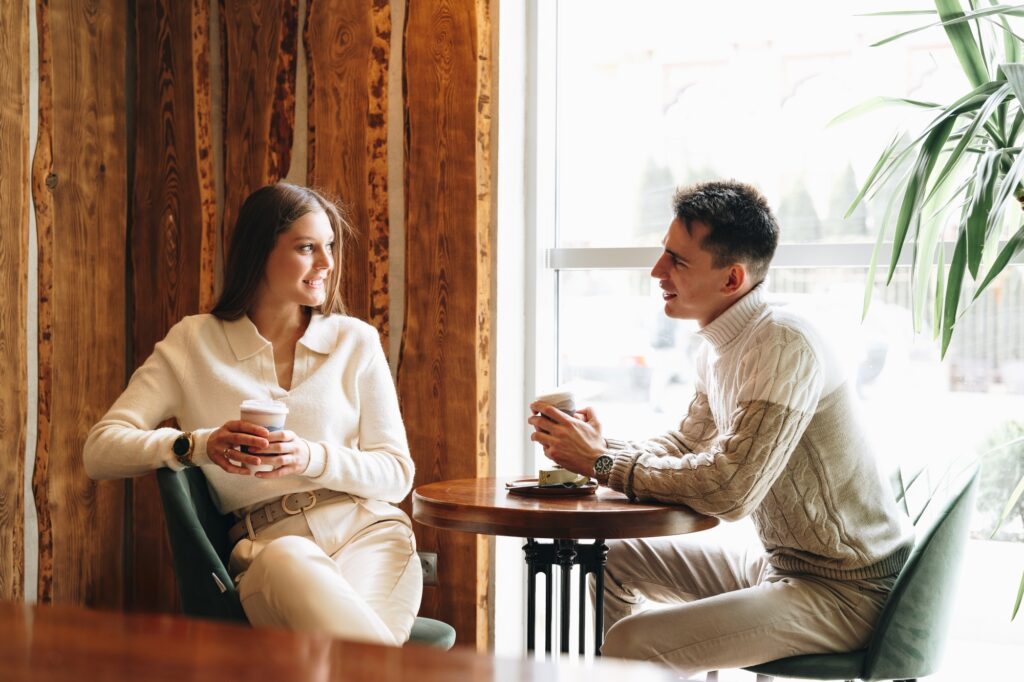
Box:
[413,478,718,657]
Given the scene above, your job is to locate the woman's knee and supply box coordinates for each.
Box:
[249,535,325,584]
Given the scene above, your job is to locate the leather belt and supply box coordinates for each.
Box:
[228,488,348,545]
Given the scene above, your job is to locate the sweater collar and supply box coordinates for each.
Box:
[697,283,767,351]
[297,313,338,354]
[222,312,337,360]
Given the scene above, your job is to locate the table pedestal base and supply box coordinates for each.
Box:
[523,538,608,657]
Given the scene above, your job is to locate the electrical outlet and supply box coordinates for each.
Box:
[418,551,438,586]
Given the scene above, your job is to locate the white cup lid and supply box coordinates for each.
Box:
[239,399,289,415]
[533,389,575,410]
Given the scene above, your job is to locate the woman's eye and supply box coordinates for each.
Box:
[299,244,313,253]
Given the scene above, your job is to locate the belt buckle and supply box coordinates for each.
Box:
[281,490,317,515]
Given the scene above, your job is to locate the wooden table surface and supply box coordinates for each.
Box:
[0,600,680,681]
[413,477,718,539]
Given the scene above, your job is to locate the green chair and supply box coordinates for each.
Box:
[744,461,980,682]
[155,466,456,649]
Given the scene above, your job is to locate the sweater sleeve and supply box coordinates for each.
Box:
[84,319,211,479]
[606,327,824,521]
[301,330,414,503]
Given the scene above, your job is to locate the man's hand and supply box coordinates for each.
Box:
[527,403,606,476]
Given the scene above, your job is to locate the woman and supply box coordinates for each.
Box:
[84,183,421,645]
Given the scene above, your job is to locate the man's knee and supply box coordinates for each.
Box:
[601,617,651,660]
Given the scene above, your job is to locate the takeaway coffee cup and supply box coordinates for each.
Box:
[239,399,289,472]
[532,389,575,417]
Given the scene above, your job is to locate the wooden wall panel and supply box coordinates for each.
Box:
[399,0,493,651]
[220,0,298,252]
[32,0,128,608]
[129,0,216,614]
[0,0,29,602]
[305,0,391,343]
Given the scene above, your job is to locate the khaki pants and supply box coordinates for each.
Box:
[601,534,895,678]
[228,495,422,646]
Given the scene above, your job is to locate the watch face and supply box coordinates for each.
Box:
[595,455,613,475]
[173,435,190,456]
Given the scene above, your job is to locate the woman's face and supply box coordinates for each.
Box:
[256,210,335,312]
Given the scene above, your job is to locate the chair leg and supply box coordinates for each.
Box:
[704,672,718,682]
[755,675,774,682]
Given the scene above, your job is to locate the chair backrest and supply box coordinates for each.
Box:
[861,461,979,681]
[155,467,247,623]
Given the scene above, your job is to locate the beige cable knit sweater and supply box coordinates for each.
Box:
[84,313,413,514]
[606,285,913,580]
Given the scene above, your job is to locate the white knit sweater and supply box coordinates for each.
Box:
[84,313,413,514]
[606,285,913,580]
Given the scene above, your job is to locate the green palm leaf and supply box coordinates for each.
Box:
[829,96,941,127]
[848,134,902,218]
[926,83,1012,204]
[965,150,1002,275]
[889,118,957,283]
[871,3,1024,67]
[1013,568,1024,619]
[940,229,969,357]
[973,222,1024,296]
[936,0,992,87]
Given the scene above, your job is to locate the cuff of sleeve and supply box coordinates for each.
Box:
[606,452,638,499]
[302,440,328,478]
[190,428,215,467]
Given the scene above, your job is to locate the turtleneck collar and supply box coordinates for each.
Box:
[696,283,767,352]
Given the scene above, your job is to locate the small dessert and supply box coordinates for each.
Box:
[538,466,590,487]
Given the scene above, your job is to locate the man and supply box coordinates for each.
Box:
[528,180,913,677]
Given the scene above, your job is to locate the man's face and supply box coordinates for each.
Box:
[650,218,735,327]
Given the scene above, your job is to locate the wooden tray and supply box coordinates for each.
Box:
[504,477,598,497]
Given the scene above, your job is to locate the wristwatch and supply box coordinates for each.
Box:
[593,453,614,478]
[172,431,196,468]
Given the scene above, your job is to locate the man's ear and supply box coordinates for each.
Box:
[722,263,748,295]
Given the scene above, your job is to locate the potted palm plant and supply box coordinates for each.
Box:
[848,0,1024,618]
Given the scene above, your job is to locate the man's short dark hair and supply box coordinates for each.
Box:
[672,180,779,284]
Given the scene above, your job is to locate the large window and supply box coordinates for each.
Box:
[503,0,1024,675]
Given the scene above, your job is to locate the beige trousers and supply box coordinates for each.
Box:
[228,495,422,646]
[600,534,895,678]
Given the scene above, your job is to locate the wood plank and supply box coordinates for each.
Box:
[0,601,681,681]
[305,0,391,344]
[128,0,216,615]
[399,0,493,651]
[0,0,29,602]
[32,0,127,609]
[473,0,495,648]
[220,0,298,254]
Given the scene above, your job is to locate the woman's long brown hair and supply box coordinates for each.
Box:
[211,183,352,320]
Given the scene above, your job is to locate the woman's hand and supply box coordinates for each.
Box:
[206,420,271,475]
[250,429,311,479]
[527,403,606,476]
